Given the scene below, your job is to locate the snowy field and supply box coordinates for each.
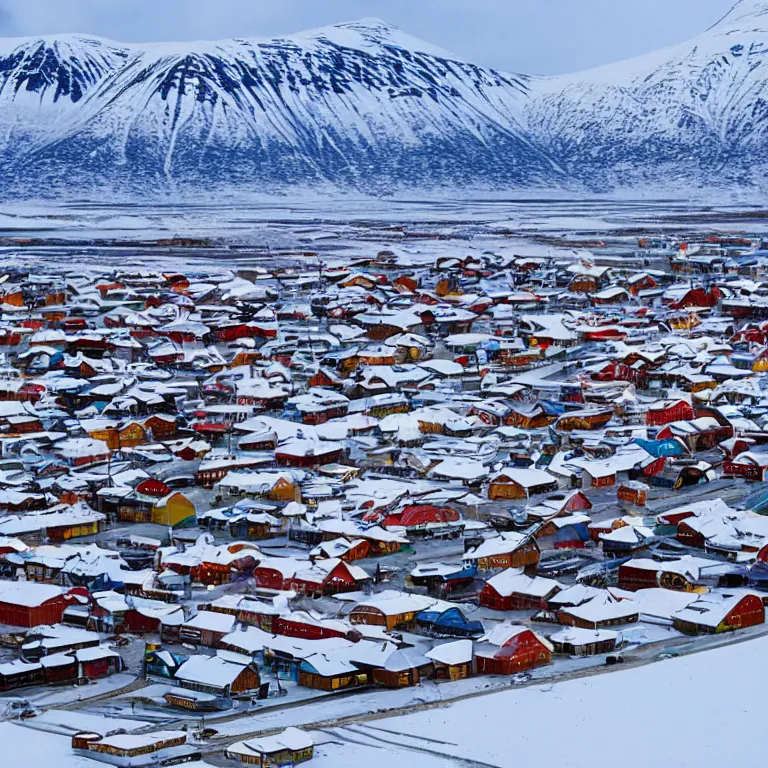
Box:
[326,633,768,768]
[1,199,768,245]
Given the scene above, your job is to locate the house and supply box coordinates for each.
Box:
[533,514,592,549]
[288,558,370,597]
[672,590,765,635]
[310,537,371,563]
[275,437,343,467]
[71,731,194,765]
[349,592,445,631]
[723,450,768,482]
[151,492,197,528]
[473,623,552,675]
[53,437,111,467]
[0,505,106,543]
[225,728,314,766]
[298,642,385,691]
[253,557,303,591]
[409,562,478,596]
[487,468,559,500]
[425,639,474,680]
[558,593,639,629]
[178,611,237,647]
[272,612,353,641]
[645,398,695,427]
[195,454,273,488]
[463,532,541,572]
[0,582,81,628]
[479,569,561,611]
[198,544,261,586]
[549,627,620,657]
[599,524,655,558]
[173,652,261,696]
[216,472,297,502]
[617,556,728,593]
[76,645,124,680]
[617,481,649,506]
[370,647,433,689]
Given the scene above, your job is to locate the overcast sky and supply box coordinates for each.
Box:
[0,0,740,75]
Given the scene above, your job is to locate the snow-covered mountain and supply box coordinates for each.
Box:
[0,19,561,197]
[3,2,768,198]
[524,0,768,190]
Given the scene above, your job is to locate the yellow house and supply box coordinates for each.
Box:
[152,492,197,528]
[89,421,148,450]
[269,475,297,502]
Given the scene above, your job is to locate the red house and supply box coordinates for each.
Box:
[253,558,302,591]
[646,398,695,427]
[0,583,83,628]
[275,439,343,468]
[272,612,353,641]
[474,625,552,675]
[723,451,768,482]
[287,559,370,597]
[381,505,461,529]
[669,286,721,310]
[479,570,561,611]
[673,591,765,635]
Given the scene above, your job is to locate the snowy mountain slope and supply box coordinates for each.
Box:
[0,19,562,196]
[3,3,768,197]
[524,0,768,188]
[0,36,129,156]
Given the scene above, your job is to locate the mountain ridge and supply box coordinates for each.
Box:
[1,5,767,198]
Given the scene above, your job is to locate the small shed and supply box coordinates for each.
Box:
[425,639,474,681]
[617,481,649,506]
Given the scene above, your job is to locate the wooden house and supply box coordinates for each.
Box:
[371,649,434,689]
[550,627,620,657]
[505,403,556,430]
[198,545,260,586]
[310,537,371,563]
[178,611,237,647]
[672,591,764,635]
[463,532,540,573]
[151,492,196,528]
[425,639,474,681]
[71,731,191,764]
[646,398,695,427]
[558,594,639,629]
[298,649,370,692]
[474,624,552,675]
[617,556,721,593]
[174,653,261,696]
[617,481,649,506]
[0,583,80,628]
[349,593,439,631]
[626,272,659,296]
[487,469,559,501]
[480,569,561,611]
[225,728,314,767]
[554,408,613,432]
[252,558,301,591]
[287,559,370,597]
[723,451,768,482]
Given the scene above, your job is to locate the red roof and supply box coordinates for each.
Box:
[136,478,172,498]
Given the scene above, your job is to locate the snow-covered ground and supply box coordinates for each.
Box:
[332,633,768,768]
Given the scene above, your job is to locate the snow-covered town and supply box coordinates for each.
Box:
[0,230,765,765]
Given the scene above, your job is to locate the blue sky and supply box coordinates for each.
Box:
[0,0,739,74]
